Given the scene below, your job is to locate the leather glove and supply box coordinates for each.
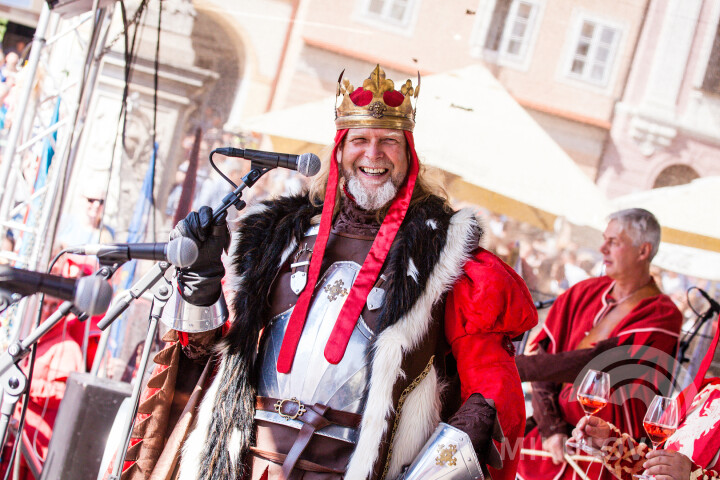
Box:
[170,206,230,306]
[447,393,497,464]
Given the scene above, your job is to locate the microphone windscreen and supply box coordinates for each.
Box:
[297,153,322,177]
[167,237,200,268]
[74,276,114,316]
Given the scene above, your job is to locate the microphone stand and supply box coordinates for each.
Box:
[0,301,89,453]
[104,162,269,479]
[99,262,174,480]
[210,160,270,222]
[0,264,116,454]
[672,302,720,394]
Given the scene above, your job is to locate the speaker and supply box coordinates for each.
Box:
[40,372,131,480]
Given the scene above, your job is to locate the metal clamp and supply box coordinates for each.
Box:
[274,397,307,420]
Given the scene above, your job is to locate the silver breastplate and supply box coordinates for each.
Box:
[255,261,374,443]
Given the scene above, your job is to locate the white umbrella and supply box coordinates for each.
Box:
[241,65,611,229]
[612,177,720,240]
[414,65,610,229]
[612,177,720,280]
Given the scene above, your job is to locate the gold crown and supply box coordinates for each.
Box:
[335,65,419,131]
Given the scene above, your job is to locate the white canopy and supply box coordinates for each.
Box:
[241,64,611,229]
[612,177,720,240]
[612,177,720,280]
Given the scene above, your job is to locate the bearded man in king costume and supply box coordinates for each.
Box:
[118,65,537,480]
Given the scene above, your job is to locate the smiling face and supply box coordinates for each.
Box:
[339,128,409,210]
[600,219,650,280]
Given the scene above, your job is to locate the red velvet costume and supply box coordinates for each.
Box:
[1,322,83,480]
[596,378,720,480]
[447,249,537,480]
[119,208,537,480]
[517,276,682,480]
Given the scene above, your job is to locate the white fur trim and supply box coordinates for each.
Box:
[229,428,242,470]
[179,357,228,480]
[239,202,269,220]
[225,206,273,321]
[387,367,442,479]
[345,208,477,479]
[407,258,419,283]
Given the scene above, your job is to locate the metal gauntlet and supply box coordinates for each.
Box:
[395,423,484,480]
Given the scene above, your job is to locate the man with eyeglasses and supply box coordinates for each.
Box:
[56,183,114,250]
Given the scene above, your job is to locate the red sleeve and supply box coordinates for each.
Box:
[445,248,538,480]
[27,339,83,410]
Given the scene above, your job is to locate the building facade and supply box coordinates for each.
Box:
[596,0,720,197]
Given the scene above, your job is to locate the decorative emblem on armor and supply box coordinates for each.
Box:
[274,397,307,420]
[435,444,458,467]
[324,279,349,302]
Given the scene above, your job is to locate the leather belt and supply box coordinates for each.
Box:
[249,447,345,474]
[255,396,361,478]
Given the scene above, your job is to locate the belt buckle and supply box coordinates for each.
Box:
[274,397,307,420]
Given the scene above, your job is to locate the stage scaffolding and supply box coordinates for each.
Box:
[0,2,115,349]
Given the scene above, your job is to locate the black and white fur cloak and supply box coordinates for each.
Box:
[179,193,481,480]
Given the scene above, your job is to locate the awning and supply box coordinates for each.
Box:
[242,64,611,230]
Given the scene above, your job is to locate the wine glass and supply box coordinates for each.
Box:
[633,395,678,480]
[566,369,610,456]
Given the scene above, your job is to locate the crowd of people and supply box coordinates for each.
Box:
[1,63,719,480]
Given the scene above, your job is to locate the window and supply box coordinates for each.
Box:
[566,19,620,86]
[482,0,542,66]
[360,0,417,27]
[653,165,700,189]
[701,20,720,94]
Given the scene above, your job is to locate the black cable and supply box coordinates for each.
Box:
[150,0,162,243]
[209,150,239,189]
[118,0,150,148]
[686,286,705,318]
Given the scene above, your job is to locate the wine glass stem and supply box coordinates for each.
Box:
[580,414,590,446]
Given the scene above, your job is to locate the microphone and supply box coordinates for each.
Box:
[534,298,556,309]
[67,236,199,268]
[214,148,322,177]
[696,287,720,313]
[0,266,113,315]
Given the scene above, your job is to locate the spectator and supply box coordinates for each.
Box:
[56,183,114,250]
[0,230,15,265]
[515,208,683,480]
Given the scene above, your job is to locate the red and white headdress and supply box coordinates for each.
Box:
[277,65,422,373]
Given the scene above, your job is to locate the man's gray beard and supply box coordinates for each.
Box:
[346,175,398,211]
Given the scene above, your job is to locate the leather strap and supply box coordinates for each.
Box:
[255,396,362,428]
[255,396,362,478]
[249,447,345,474]
[281,403,331,478]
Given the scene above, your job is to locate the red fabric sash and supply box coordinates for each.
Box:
[324,131,419,363]
[277,130,419,372]
[666,378,720,468]
[276,130,345,373]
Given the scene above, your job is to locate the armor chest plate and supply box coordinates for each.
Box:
[256,261,374,444]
